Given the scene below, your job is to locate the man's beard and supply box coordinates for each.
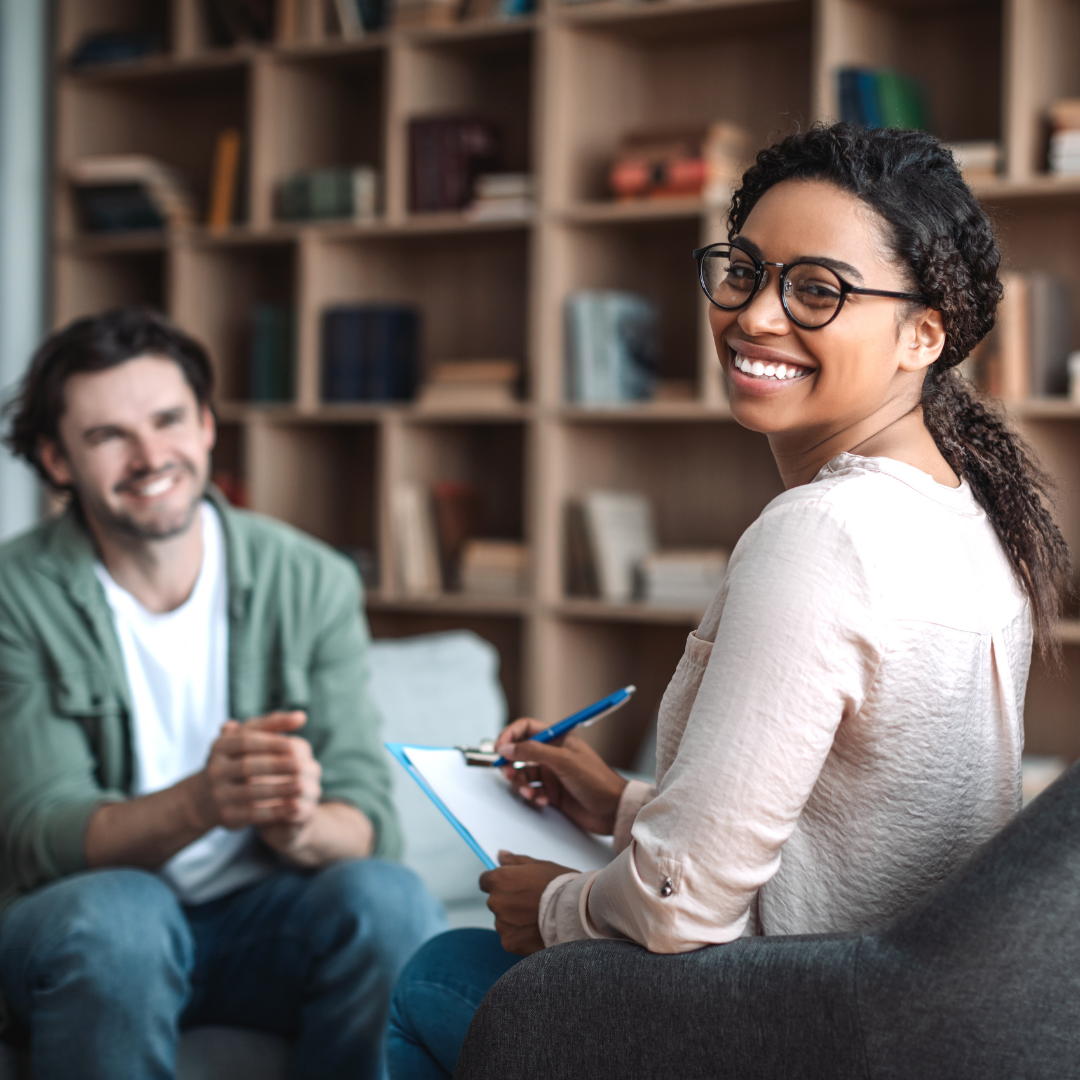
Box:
[77,463,208,543]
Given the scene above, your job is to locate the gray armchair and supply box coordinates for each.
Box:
[455,760,1080,1079]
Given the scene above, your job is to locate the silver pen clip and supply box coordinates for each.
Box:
[457,739,537,769]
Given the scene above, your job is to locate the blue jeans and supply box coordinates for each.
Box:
[387,929,519,1080]
[0,860,446,1080]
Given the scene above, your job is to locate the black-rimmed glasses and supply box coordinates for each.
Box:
[693,241,926,329]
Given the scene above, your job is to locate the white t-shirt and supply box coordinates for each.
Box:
[95,502,275,905]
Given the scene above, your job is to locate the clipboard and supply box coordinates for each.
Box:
[387,743,615,873]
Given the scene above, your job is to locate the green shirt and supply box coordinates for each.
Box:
[0,489,402,923]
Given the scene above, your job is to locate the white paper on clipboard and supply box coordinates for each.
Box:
[388,744,615,873]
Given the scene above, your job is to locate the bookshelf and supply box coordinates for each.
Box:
[50,0,1080,767]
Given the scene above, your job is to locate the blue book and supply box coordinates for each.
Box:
[322,307,367,401]
[837,68,864,125]
[856,69,883,128]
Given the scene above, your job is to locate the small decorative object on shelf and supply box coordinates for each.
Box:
[417,359,521,410]
[564,291,657,405]
[945,140,1000,182]
[431,481,484,590]
[467,173,535,221]
[69,155,195,233]
[607,123,750,206]
[408,117,502,213]
[275,166,380,222]
[321,305,420,402]
[836,67,928,131]
[1048,99,1080,176]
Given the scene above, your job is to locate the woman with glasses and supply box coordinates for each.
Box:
[387,123,1071,1079]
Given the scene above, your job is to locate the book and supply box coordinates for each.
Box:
[69,155,195,232]
[945,140,1000,181]
[392,483,442,596]
[321,305,420,402]
[564,502,600,597]
[459,540,529,597]
[579,491,657,603]
[393,0,461,26]
[202,0,275,45]
[836,67,928,131]
[276,166,380,221]
[467,172,535,220]
[417,359,521,410]
[249,304,294,402]
[408,117,503,213]
[333,0,365,36]
[564,291,658,404]
[636,548,729,608]
[69,31,165,67]
[978,271,1071,402]
[430,481,485,590]
[207,128,243,232]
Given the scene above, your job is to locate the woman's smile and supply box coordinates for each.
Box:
[725,337,816,395]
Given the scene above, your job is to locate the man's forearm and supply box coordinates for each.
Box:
[272,801,375,869]
[85,773,213,870]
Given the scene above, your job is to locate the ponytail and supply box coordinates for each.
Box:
[922,367,1071,658]
[731,123,1072,659]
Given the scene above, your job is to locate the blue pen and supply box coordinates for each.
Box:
[491,685,637,768]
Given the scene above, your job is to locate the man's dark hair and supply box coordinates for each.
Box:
[4,307,215,489]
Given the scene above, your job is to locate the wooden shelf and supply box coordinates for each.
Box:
[51,0,1080,763]
[553,598,704,626]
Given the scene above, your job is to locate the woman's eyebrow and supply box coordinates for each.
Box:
[736,238,865,283]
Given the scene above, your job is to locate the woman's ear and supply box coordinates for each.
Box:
[898,308,946,373]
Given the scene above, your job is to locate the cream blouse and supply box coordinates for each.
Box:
[539,453,1031,952]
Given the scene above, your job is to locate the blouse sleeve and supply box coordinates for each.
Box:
[544,497,885,953]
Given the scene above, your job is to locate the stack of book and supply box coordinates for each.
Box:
[636,549,729,608]
[1049,99,1080,176]
[408,117,503,212]
[837,67,928,131]
[607,123,751,204]
[321,305,419,402]
[460,540,529,597]
[564,291,658,405]
[566,491,727,608]
[69,155,195,233]
[276,166,380,222]
[963,270,1072,401]
[468,173,535,221]
[250,304,294,402]
[417,359,521,410]
[946,141,1000,182]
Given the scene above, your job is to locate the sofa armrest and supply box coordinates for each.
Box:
[453,936,864,1080]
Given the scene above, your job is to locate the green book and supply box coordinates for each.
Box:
[250,304,294,402]
[877,70,928,131]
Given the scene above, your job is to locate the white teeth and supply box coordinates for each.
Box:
[764,365,776,377]
[733,354,807,381]
[138,475,176,497]
[750,361,765,376]
[776,364,787,379]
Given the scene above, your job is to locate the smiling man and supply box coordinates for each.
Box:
[0,308,445,1080]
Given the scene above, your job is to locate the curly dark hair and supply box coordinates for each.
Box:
[729,123,1071,658]
[4,307,215,491]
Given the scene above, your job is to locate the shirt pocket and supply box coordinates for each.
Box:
[655,632,714,783]
[51,667,129,789]
[52,666,114,717]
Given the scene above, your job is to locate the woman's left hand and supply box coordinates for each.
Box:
[479,852,576,956]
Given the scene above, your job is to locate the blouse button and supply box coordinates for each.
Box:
[659,878,674,898]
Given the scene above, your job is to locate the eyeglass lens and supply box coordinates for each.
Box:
[700,246,845,328]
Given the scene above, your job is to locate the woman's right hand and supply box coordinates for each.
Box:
[495,718,629,836]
